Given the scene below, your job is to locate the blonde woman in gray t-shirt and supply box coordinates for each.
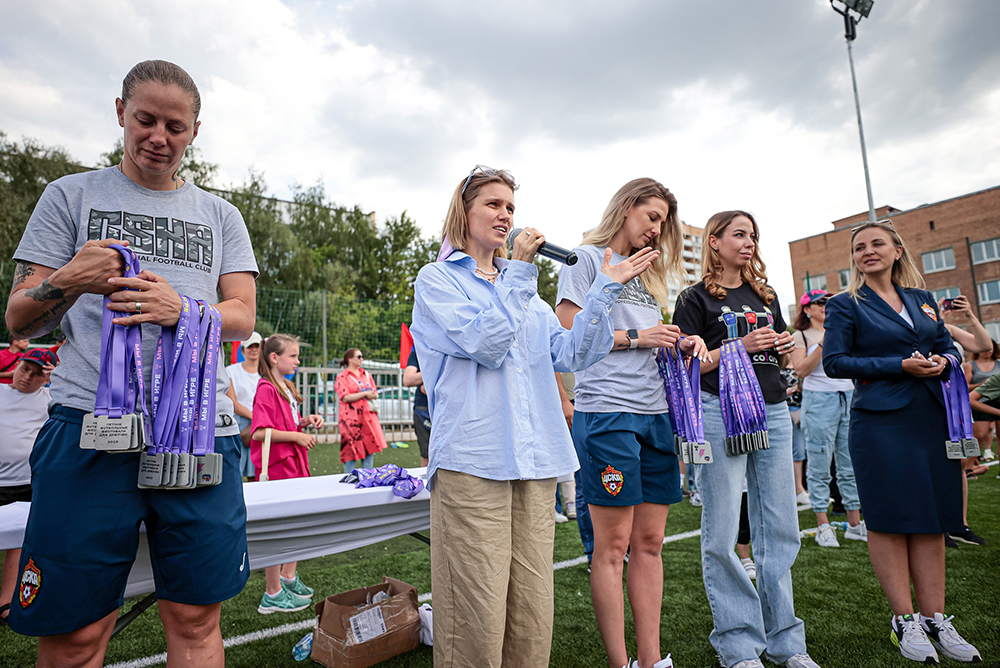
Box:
[556,178,707,668]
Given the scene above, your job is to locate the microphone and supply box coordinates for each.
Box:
[507,228,578,265]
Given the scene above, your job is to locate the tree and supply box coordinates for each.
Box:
[0,132,89,266]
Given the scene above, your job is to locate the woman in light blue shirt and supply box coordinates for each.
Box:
[412,166,657,668]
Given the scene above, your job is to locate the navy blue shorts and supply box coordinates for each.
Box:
[572,411,682,507]
[9,406,249,636]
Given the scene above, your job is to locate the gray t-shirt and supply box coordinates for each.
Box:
[13,167,259,436]
[556,244,668,414]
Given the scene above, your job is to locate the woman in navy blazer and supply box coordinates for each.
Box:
[823,222,981,665]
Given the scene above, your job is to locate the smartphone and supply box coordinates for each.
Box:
[942,298,954,311]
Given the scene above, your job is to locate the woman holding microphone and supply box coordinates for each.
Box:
[411,165,656,668]
[556,177,707,668]
[823,221,981,664]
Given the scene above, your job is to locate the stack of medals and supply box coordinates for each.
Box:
[657,343,713,464]
[138,294,225,489]
[80,245,148,454]
[717,307,769,456]
[940,353,980,459]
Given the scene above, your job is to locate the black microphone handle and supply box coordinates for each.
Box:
[507,228,579,266]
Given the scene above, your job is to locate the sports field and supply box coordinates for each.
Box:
[2,442,997,668]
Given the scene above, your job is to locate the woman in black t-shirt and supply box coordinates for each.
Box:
[673,211,819,668]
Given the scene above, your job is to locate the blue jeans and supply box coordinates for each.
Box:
[801,389,860,512]
[344,454,374,472]
[789,406,805,462]
[235,415,256,479]
[574,468,594,562]
[698,392,806,667]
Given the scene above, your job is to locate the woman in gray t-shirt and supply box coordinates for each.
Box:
[556,178,706,668]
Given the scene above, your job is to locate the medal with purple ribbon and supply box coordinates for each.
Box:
[940,353,979,459]
[717,309,769,456]
[80,245,148,453]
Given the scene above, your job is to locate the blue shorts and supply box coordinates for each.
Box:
[572,411,682,507]
[9,406,249,637]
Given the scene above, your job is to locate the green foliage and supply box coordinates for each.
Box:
[0,132,88,269]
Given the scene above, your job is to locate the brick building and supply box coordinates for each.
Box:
[788,185,1000,341]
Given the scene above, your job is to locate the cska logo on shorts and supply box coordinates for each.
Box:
[19,558,41,608]
[920,303,937,321]
[601,465,624,496]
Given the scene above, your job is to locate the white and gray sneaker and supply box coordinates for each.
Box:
[891,614,939,664]
[921,613,982,663]
[689,491,702,507]
[815,524,840,548]
[844,521,868,542]
[782,654,821,668]
[795,491,810,506]
[729,660,764,668]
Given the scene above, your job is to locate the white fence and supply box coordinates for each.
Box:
[293,361,416,442]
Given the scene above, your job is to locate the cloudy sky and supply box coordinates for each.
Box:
[2,0,998,317]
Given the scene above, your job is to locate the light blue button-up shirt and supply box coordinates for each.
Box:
[412,252,623,482]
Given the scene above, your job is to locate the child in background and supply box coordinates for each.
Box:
[250,334,325,614]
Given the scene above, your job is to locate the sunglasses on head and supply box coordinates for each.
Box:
[461,165,519,197]
[851,219,895,234]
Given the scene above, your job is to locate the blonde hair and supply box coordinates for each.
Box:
[258,333,303,405]
[701,210,775,304]
[580,178,684,307]
[845,222,924,299]
[442,169,518,261]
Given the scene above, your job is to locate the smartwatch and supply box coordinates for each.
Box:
[627,329,639,350]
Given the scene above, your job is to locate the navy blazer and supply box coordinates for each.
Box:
[823,284,959,412]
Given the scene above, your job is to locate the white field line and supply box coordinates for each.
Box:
[100,500,866,668]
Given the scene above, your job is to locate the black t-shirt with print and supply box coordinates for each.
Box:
[672,281,788,403]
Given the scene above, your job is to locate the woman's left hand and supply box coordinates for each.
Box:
[772,330,795,354]
[106,270,183,327]
[303,414,325,430]
[601,247,660,285]
[678,335,711,363]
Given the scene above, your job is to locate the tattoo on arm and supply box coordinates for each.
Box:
[11,263,36,292]
[10,299,70,338]
[24,279,65,302]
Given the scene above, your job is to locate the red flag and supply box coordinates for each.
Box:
[400,322,414,369]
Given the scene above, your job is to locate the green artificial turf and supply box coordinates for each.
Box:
[2,451,997,668]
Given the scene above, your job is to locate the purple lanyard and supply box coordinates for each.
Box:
[148,298,222,456]
[656,349,681,436]
[192,303,222,456]
[940,353,973,442]
[95,245,147,426]
[672,345,705,444]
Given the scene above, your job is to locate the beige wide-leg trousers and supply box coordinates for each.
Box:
[431,469,557,668]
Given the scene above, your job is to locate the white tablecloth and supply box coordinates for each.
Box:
[0,469,430,598]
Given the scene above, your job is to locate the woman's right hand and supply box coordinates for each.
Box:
[296,432,317,450]
[511,227,546,263]
[638,322,682,349]
[366,390,379,400]
[902,353,947,378]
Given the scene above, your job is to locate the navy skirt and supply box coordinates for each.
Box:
[849,382,963,534]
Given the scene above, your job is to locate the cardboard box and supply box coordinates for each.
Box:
[311,577,421,668]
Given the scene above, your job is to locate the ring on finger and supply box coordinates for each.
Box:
[525,230,532,236]
[135,301,142,313]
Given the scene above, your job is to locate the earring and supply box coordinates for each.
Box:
[805,313,811,318]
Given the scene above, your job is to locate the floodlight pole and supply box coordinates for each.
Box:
[833,2,877,224]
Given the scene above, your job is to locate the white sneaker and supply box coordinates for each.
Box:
[555,511,569,524]
[730,660,764,668]
[741,557,757,580]
[815,524,840,548]
[630,655,674,668]
[783,654,821,668]
[891,614,939,664]
[844,521,868,542]
[921,612,981,663]
[565,501,577,519]
[689,491,702,507]
[795,491,810,506]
